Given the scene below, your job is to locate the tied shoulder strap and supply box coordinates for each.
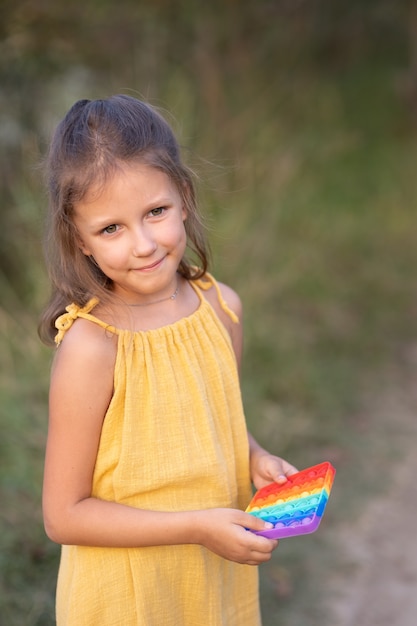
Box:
[54,298,100,345]
[194,273,239,324]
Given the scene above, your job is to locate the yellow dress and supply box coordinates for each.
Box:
[53,274,260,626]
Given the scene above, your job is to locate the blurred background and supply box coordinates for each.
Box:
[1,1,417,624]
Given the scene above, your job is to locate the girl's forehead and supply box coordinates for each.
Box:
[84,162,174,200]
[80,162,179,207]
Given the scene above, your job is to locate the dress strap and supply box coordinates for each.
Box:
[193,273,239,324]
[54,298,115,345]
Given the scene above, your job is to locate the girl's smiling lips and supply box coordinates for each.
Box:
[134,256,165,272]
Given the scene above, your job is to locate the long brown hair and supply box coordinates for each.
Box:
[39,95,210,345]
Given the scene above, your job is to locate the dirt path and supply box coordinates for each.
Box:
[328,368,417,626]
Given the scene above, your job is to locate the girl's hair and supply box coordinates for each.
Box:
[39,95,210,345]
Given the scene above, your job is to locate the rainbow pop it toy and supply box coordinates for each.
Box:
[246,461,335,539]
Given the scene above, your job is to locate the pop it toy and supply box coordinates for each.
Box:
[246,461,335,539]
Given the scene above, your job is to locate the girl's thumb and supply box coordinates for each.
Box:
[243,512,274,532]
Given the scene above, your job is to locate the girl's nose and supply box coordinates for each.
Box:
[131,226,157,257]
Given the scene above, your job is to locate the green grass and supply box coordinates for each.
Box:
[0,315,57,625]
[2,46,417,626]
[207,61,417,624]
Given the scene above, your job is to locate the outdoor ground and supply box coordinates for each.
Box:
[259,342,417,626]
[329,356,417,626]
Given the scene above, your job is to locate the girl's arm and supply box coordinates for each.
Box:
[42,317,276,565]
[248,434,298,490]
[215,282,298,490]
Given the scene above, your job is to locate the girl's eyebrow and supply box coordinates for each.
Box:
[80,215,120,231]
[141,195,173,209]
[81,195,174,230]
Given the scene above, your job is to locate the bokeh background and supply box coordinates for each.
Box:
[1,1,417,624]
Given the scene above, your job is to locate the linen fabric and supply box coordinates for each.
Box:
[53,274,260,625]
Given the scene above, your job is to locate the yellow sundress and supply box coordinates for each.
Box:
[53,274,261,626]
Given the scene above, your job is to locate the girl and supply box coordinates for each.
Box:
[39,95,297,626]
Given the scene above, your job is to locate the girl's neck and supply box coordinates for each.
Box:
[98,277,201,332]
[122,282,180,308]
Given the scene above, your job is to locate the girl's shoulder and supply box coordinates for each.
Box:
[205,280,242,321]
[196,275,243,350]
[216,281,242,318]
[196,273,242,319]
[201,277,243,365]
[53,315,117,374]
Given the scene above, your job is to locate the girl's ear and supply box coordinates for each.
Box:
[181,182,191,221]
[76,236,91,256]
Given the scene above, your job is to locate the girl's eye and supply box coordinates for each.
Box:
[149,207,165,217]
[103,224,118,234]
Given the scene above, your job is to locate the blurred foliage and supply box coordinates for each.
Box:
[1,0,417,624]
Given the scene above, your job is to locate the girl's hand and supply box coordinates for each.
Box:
[194,508,279,566]
[251,451,298,490]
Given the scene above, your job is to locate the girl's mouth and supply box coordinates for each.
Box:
[135,257,164,272]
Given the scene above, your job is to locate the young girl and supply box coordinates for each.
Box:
[39,95,297,626]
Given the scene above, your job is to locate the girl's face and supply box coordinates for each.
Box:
[73,163,187,304]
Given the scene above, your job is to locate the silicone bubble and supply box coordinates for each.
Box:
[246,462,335,539]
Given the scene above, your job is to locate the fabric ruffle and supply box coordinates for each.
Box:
[54,298,99,345]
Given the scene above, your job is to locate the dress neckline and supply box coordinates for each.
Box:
[54,273,238,345]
